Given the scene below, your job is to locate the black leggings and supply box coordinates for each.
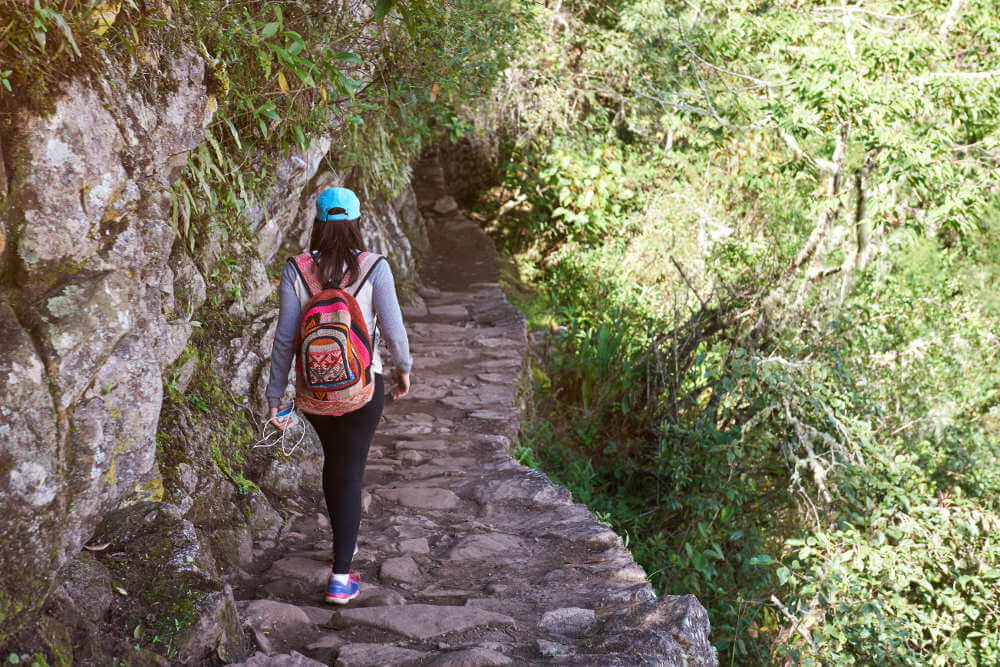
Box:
[305,373,384,574]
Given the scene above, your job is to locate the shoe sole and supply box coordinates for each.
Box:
[325,591,359,605]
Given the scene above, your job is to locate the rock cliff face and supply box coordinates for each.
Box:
[1,53,210,640]
[0,46,428,657]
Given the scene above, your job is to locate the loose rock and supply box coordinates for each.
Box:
[539,607,597,636]
[380,555,424,584]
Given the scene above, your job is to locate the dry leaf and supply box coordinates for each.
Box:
[277,71,289,94]
[90,1,121,37]
[319,84,327,103]
[429,82,440,103]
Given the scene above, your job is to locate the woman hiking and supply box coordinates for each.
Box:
[265,186,412,604]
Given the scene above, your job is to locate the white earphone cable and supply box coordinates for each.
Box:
[251,402,307,457]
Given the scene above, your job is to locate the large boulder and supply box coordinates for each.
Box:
[0,50,210,638]
[89,501,252,664]
[597,595,717,665]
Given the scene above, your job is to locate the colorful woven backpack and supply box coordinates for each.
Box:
[290,251,384,415]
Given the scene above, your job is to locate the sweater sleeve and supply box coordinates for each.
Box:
[265,260,302,408]
[370,259,412,373]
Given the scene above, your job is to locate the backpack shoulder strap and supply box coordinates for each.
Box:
[348,252,386,296]
[291,253,323,297]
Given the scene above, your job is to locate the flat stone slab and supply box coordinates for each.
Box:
[396,439,449,451]
[433,195,459,214]
[399,450,427,465]
[336,604,515,640]
[378,486,461,510]
[354,582,407,607]
[335,642,426,666]
[477,358,522,369]
[469,409,518,421]
[267,556,329,586]
[418,584,475,598]
[469,475,571,507]
[400,459,479,478]
[232,651,327,666]
[398,537,430,554]
[425,647,514,666]
[447,533,528,561]
[475,373,510,384]
[380,554,423,584]
[306,633,345,651]
[406,384,451,400]
[428,304,469,318]
[379,424,435,436]
[539,607,597,636]
[238,600,314,633]
[296,604,335,625]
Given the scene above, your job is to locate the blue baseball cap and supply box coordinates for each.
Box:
[315,187,361,221]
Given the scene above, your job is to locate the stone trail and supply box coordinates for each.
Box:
[229,157,715,666]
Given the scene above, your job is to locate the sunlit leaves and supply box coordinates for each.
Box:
[374,0,397,22]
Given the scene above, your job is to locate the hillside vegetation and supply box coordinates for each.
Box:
[1,0,518,261]
[482,0,1000,664]
[3,0,999,663]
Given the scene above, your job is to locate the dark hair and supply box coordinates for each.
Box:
[309,214,366,287]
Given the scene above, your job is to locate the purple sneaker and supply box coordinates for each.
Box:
[326,571,360,604]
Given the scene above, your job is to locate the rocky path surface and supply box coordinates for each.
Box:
[229,157,714,666]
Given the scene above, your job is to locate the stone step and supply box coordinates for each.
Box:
[332,604,515,641]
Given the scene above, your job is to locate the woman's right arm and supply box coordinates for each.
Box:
[370,259,412,398]
[265,261,301,414]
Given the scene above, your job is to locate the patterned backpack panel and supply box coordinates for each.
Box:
[291,252,383,415]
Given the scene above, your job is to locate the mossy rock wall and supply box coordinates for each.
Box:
[0,13,430,664]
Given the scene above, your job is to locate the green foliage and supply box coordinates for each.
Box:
[209,442,258,495]
[2,0,523,305]
[494,0,1000,663]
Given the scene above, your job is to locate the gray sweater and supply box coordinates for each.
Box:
[265,253,412,408]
